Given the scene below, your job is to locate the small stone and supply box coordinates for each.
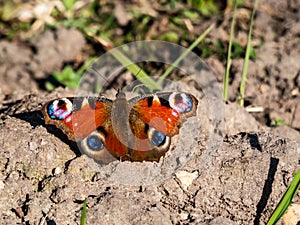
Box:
[175,170,198,191]
[180,212,189,220]
[29,141,37,151]
[54,167,62,175]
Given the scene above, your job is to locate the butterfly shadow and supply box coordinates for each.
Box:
[11,110,81,157]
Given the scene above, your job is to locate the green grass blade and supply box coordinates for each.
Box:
[80,199,87,225]
[109,47,162,91]
[238,0,259,106]
[223,0,238,100]
[267,168,300,225]
[158,23,215,84]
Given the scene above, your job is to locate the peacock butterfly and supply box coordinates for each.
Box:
[42,90,198,163]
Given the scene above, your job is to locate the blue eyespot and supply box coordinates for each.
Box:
[151,130,166,146]
[183,95,193,112]
[87,135,104,151]
[48,104,68,120]
[170,93,194,114]
[178,95,192,113]
[47,104,56,119]
[47,99,72,120]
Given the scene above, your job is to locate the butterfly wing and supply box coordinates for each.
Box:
[130,92,198,136]
[42,97,128,163]
[128,92,198,161]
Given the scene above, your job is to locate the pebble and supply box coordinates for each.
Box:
[175,170,198,191]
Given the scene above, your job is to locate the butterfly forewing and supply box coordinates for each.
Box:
[130,92,198,137]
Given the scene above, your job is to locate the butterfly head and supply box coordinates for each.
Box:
[116,89,126,99]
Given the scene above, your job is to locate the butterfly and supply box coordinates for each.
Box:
[42,90,198,163]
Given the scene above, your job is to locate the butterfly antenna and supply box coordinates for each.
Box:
[86,66,123,97]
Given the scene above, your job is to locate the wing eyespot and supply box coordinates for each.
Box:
[79,129,117,164]
[47,98,73,120]
[87,135,104,151]
[169,93,194,113]
[80,130,106,155]
[148,127,170,149]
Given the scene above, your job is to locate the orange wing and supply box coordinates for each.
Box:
[130,92,198,137]
[42,97,129,162]
[43,97,111,140]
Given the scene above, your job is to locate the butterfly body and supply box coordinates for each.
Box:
[42,91,198,163]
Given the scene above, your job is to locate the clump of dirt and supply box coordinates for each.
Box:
[0,27,85,95]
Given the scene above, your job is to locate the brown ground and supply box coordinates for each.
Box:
[0,1,299,225]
